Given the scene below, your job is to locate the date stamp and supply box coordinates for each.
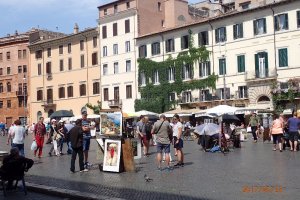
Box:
[242,186,283,193]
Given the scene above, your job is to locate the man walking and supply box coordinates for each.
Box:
[69,119,88,173]
[33,117,46,158]
[248,112,260,143]
[287,112,300,152]
[172,114,184,167]
[81,111,92,169]
[151,114,172,171]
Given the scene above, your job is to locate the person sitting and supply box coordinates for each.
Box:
[0,148,33,190]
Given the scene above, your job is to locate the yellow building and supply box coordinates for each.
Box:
[28,26,100,123]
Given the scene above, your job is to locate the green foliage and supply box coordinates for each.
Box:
[135,30,218,113]
[86,100,102,114]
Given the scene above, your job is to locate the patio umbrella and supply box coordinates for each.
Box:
[49,110,74,118]
[222,114,240,123]
[135,110,159,116]
[194,123,220,136]
[206,105,238,116]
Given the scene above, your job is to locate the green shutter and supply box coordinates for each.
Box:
[264,52,268,73]
[298,11,300,27]
[233,25,237,39]
[224,27,227,41]
[279,48,288,67]
[237,56,240,72]
[253,20,257,35]
[224,59,226,74]
[255,54,259,76]
[208,62,211,75]
[285,14,289,30]
[215,29,219,43]
[219,59,223,75]
[240,23,244,38]
[274,16,278,31]
[242,55,245,72]
[263,18,267,33]
[198,33,202,46]
[238,55,245,73]
[181,37,184,49]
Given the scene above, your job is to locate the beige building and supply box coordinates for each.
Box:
[98,0,196,112]
[28,27,100,123]
[136,0,300,112]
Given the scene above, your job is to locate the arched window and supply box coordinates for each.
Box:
[7,82,11,92]
[257,96,270,102]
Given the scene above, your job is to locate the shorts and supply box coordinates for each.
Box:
[83,138,90,151]
[272,134,283,144]
[156,143,170,153]
[173,137,183,149]
[289,131,299,141]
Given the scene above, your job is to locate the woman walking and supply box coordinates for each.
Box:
[33,117,46,158]
[7,120,26,156]
[269,114,284,152]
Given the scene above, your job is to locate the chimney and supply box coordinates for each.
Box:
[73,23,79,34]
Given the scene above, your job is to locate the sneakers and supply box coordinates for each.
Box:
[70,170,75,173]
[83,168,89,172]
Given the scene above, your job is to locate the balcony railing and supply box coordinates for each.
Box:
[245,69,277,81]
[108,99,122,107]
[16,91,27,96]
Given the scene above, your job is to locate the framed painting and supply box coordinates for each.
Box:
[131,139,142,160]
[100,112,122,136]
[103,139,122,172]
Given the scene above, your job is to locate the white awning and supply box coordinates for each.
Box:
[282,109,293,115]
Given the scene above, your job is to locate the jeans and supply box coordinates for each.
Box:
[70,147,84,172]
[12,143,25,157]
[251,126,258,141]
[59,138,64,152]
[67,141,73,154]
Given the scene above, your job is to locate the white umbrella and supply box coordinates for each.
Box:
[135,110,159,116]
[206,105,238,116]
[87,114,100,119]
[194,123,220,136]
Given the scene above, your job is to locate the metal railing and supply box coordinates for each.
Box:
[245,69,277,80]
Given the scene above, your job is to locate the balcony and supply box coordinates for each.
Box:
[245,69,277,82]
[200,94,213,102]
[108,99,122,108]
[16,91,27,97]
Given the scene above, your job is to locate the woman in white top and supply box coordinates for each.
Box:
[7,119,26,156]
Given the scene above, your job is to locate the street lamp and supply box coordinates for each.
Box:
[23,76,26,126]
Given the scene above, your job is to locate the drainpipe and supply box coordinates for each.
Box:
[38,44,45,117]
[133,11,138,107]
[208,20,215,107]
[98,23,102,109]
[270,6,277,77]
[83,34,90,104]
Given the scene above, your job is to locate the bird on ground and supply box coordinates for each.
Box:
[144,174,153,182]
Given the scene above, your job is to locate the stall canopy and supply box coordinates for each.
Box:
[163,108,206,118]
[206,105,238,116]
[49,110,74,118]
[135,110,159,116]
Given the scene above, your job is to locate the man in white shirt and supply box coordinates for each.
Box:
[172,114,184,167]
[7,120,26,156]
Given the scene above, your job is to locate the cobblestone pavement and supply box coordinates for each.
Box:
[1,190,65,200]
[0,135,299,200]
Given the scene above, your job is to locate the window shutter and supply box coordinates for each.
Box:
[285,14,289,29]
[224,27,227,42]
[144,46,147,57]
[264,52,268,71]
[255,54,259,77]
[283,48,288,66]
[165,41,169,52]
[171,39,174,51]
[181,37,184,49]
[226,88,230,100]
[215,29,219,43]
[274,16,278,31]
[237,56,240,72]
[151,43,154,55]
[208,62,211,75]
[233,25,237,39]
[242,55,245,72]
[240,23,244,38]
[253,20,257,35]
[263,18,267,33]
[219,59,223,75]
[198,33,202,46]
[190,64,194,79]
[199,63,203,77]
[158,43,161,54]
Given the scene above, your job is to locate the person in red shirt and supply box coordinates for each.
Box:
[33,117,46,158]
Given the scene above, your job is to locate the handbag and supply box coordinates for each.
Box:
[31,141,37,151]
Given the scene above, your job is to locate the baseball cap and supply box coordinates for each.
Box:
[81,111,87,115]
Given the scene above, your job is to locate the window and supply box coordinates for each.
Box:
[35,50,42,59]
[67,86,73,97]
[139,45,147,58]
[113,44,118,55]
[126,60,131,72]
[126,2,130,9]
[7,100,11,108]
[38,64,42,75]
[80,55,85,68]
[47,48,51,57]
[23,65,27,73]
[93,37,97,48]
[7,67,10,75]
[102,26,107,39]
[103,46,107,57]
[275,14,288,31]
[255,52,268,78]
[151,42,160,56]
[114,87,119,100]
[80,84,86,96]
[199,62,211,77]
[125,19,130,33]
[278,48,288,67]
[237,55,245,73]
[103,88,109,101]
[200,90,211,101]
[18,84,22,93]
[215,27,227,43]
[92,52,98,65]
[59,45,63,54]
[46,62,52,74]
[113,23,118,36]
[238,86,248,98]
[182,64,192,80]
[219,58,226,75]
[7,82,11,92]
[0,68,2,75]
[182,91,192,103]
[46,89,53,103]
[59,87,65,98]
[140,72,146,86]
[240,2,250,10]
[68,43,72,53]
[114,4,118,13]
[198,31,209,46]
[68,58,72,70]
[165,38,174,53]
[125,41,130,52]
[158,2,161,11]
[0,53,3,61]
[114,62,119,74]
[126,85,132,99]
[103,64,108,75]
[297,11,300,28]
[104,9,107,15]
[253,18,266,35]
[168,67,175,82]
[233,23,243,39]
[18,66,22,73]
[23,50,27,58]
[181,35,189,49]
[37,90,43,101]
[153,70,159,84]
[216,88,230,100]
[93,82,100,94]
[0,83,2,93]
[169,93,175,102]
[0,101,2,108]
[18,50,22,59]
[6,52,10,60]
[80,40,84,50]
[60,60,64,71]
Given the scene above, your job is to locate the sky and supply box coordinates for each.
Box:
[0,0,201,37]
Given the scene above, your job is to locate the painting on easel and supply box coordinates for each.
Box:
[100,112,122,136]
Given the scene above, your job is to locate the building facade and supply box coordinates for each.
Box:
[0,32,29,125]
[28,27,100,123]
[136,0,300,112]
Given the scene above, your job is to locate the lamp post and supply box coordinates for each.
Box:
[23,76,26,126]
[222,55,227,105]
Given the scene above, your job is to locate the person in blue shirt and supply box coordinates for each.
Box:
[287,112,300,152]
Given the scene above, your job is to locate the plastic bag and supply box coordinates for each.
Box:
[31,140,37,151]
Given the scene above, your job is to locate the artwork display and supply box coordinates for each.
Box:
[100,112,122,136]
[103,139,122,172]
[131,139,142,160]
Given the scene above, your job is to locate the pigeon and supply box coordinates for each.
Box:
[144,174,153,182]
